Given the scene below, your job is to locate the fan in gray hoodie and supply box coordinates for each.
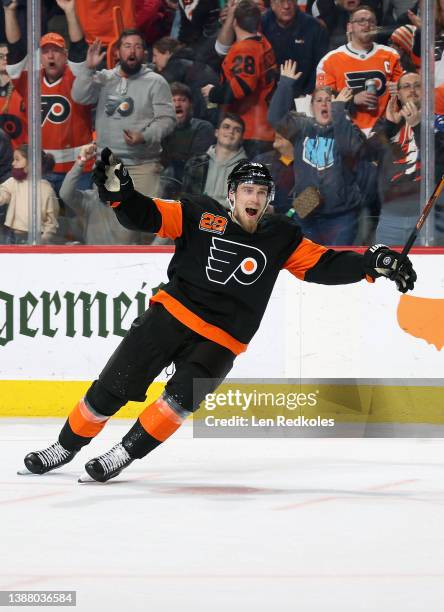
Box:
[60,145,142,245]
[71,32,176,196]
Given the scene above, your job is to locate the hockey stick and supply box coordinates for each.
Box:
[391,174,444,279]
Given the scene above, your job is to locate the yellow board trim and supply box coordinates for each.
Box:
[0,382,444,423]
[0,381,166,418]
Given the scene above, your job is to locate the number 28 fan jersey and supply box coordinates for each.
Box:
[212,35,277,143]
[316,43,403,133]
[113,193,368,355]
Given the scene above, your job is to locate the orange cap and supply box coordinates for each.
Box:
[40,32,66,49]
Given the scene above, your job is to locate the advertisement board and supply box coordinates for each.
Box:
[0,247,442,422]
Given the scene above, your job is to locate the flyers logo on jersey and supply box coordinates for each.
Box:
[206,237,267,286]
[0,114,23,140]
[41,95,71,125]
[345,70,387,96]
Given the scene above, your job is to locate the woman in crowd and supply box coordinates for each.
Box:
[268,60,365,245]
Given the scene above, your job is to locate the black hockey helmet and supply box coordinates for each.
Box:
[227,160,275,200]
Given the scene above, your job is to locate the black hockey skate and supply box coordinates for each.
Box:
[82,443,133,483]
[23,442,78,475]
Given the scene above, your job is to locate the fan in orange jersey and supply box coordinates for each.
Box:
[316,5,403,135]
[201,0,277,158]
[0,42,27,148]
[3,0,94,194]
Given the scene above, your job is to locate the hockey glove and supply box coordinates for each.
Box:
[92,147,134,204]
[363,244,417,293]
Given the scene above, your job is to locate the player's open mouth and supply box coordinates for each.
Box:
[246,208,258,217]
[321,109,329,118]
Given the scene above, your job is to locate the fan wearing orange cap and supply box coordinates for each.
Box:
[39,32,69,83]
[3,0,94,211]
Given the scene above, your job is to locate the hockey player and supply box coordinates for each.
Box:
[22,149,416,483]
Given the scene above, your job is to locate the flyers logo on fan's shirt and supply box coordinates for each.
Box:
[41,95,71,125]
[206,237,267,286]
[345,70,387,96]
[105,95,135,117]
[0,114,23,140]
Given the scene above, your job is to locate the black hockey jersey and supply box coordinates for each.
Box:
[114,193,368,354]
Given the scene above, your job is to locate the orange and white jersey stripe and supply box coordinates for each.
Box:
[316,43,403,133]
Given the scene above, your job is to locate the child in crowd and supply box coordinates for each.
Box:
[0,145,59,244]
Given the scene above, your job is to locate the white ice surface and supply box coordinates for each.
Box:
[1,419,444,612]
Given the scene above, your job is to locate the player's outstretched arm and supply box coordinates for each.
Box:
[92,148,183,238]
[284,238,416,293]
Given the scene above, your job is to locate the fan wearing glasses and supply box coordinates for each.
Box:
[316,5,403,136]
[362,72,444,247]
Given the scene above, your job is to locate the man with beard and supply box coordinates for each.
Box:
[364,72,444,245]
[3,0,94,195]
[72,30,176,197]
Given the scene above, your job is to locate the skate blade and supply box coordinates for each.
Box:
[17,468,38,476]
[78,473,97,483]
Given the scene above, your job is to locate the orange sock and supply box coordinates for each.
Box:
[68,398,110,439]
[138,396,188,442]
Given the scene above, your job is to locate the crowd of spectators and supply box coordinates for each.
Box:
[0,0,441,246]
